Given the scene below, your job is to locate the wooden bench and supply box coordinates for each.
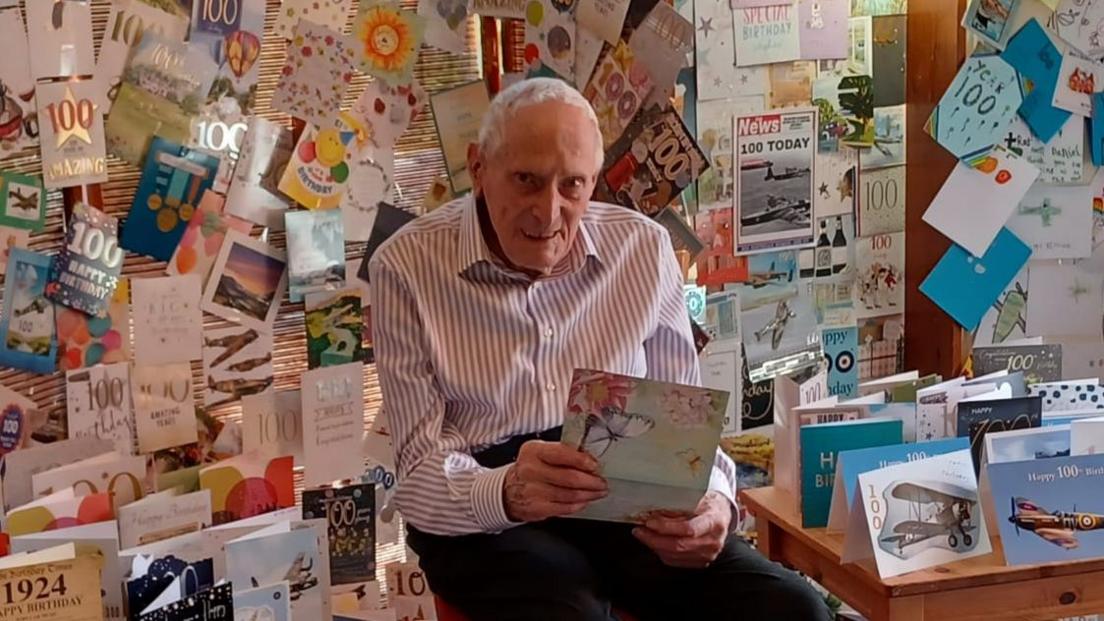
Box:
[740,486,1104,621]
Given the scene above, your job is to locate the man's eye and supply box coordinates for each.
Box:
[514,172,536,186]
[562,177,585,191]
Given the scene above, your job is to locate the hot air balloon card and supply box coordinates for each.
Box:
[57,277,131,372]
[104,34,218,166]
[989,453,1104,565]
[285,208,346,303]
[131,274,204,366]
[202,230,288,333]
[190,0,264,114]
[24,0,94,81]
[0,248,57,374]
[354,2,426,85]
[0,9,39,159]
[924,53,1021,161]
[45,203,123,316]
[279,112,367,210]
[122,137,222,262]
[273,0,352,39]
[272,21,356,128]
[522,0,576,81]
[35,79,108,190]
[132,362,198,453]
[0,171,45,231]
[95,0,189,111]
[419,0,470,54]
[226,117,294,230]
[166,191,253,287]
[202,325,273,410]
[305,288,365,370]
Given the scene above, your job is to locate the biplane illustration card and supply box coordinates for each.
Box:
[0,248,56,374]
[560,370,728,523]
[202,325,274,409]
[989,453,1104,565]
[225,521,332,620]
[842,449,992,578]
[0,171,45,231]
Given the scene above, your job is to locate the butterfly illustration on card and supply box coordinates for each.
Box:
[580,407,655,458]
[676,448,706,476]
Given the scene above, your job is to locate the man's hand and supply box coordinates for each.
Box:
[632,491,733,568]
[503,440,609,522]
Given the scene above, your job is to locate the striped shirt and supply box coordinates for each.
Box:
[369,196,738,536]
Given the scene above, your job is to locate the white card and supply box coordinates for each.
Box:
[65,362,135,455]
[131,275,203,365]
[25,0,95,80]
[242,390,304,464]
[1052,52,1102,117]
[386,561,437,620]
[923,146,1040,258]
[30,452,147,508]
[301,363,365,487]
[814,148,859,220]
[1004,116,1087,185]
[1026,261,1104,340]
[11,522,124,620]
[132,362,197,453]
[695,0,767,101]
[1007,181,1095,259]
[578,0,630,44]
[0,437,114,512]
[734,5,801,67]
[853,232,904,319]
[857,165,905,236]
[0,10,37,158]
[117,489,212,550]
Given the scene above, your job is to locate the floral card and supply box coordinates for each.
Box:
[0,248,56,374]
[122,137,223,262]
[241,390,303,463]
[24,0,94,80]
[202,325,273,409]
[285,209,345,303]
[190,0,264,115]
[132,274,203,365]
[166,191,252,287]
[305,288,365,369]
[523,0,576,80]
[583,42,652,149]
[95,0,189,111]
[273,0,352,39]
[561,370,728,523]
[198,452,294,524]
[272,21,356,128]
[0,8,36,159]
[57,277,130,371]
[301,362,365,487]
[278,112,368,210]
[64,361,135,456]
[46,203,123,316]
[430,80,490,193]
[225,117,294,230]
[0,171,45,231]
[354,2,426,85]
[35,79,108,190]
[132,362,197,453]
[350,78,427,150]
[201,230,287,332]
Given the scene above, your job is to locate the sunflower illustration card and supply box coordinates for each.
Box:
[272,21,356,128]
[561,369,729,523]
[202,325,274,409]
[354,2,426,86]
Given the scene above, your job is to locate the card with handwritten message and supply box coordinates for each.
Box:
[1007,181,1094,260]
[926,54,1021,160]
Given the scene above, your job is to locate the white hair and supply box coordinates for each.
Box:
[477,77,605,171]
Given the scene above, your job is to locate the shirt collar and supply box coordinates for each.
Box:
[458,195,603,282]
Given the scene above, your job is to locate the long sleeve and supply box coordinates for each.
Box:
[369,255,517,536]
[643,233,739,507]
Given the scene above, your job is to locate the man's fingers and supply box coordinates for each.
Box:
[534,442,601,472]
[644,514,712,538]
[535,465,608,492]
[531,481,607,505]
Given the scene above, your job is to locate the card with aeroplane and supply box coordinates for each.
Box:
[560,369,728,523]
[842,449,992,578]
[989,453,1104,565]
[827,438,970,532]
[202,325,274,409]
[225,520,332,620]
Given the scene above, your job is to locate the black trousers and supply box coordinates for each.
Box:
[406,429,834,621]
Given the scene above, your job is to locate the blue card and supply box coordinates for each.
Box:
[823,326,858,398]
[926,54,1022,160]
[989,454,1104,565]
[837,437,969,509]
[121,137,222,262]
[1093,93,1104,166]
[1001,19,1069,143]
[0,248,56,374]
[800,418,902,528]
[919,228,1032,331]
[1019,79,1071,143]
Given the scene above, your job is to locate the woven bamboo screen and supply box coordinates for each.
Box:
[0,0,485,579]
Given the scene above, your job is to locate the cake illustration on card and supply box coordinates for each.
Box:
[560,370,728,523]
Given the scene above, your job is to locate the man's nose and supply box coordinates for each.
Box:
[531,183,562,227]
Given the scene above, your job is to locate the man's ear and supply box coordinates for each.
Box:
[467,143,483,195]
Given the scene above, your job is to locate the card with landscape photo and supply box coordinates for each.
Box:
[202,230,287,332]
[285,209,345,303]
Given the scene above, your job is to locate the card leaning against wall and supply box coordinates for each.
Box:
[0,248,56,373]
[132,362,198,453]
[65,362,135,455]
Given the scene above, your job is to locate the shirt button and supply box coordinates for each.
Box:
[546,383,556,392]
[543,327,554,338]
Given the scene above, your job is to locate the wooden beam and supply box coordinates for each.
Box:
[904,0,970,378]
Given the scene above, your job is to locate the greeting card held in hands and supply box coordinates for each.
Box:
[301,362,365,487]
[561,370,728,523]
[201,230,287,332]
[65,362,135,455]
[202,325,273,409]
[842,449,991,578]
[0,248,57,374]
[35,79,108,190]
[57,277,130,371]
[131,275,203,365]
[46,203,122,316]
[132,363,197,453]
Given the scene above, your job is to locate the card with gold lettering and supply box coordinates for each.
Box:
[0,9,39,159]
[104,33,218,166]
[65,362,136,455]
[35,80,107,190]
[302,482,375,584]
[202,325,274,409]
[190,0,264,115]
[31,452,147,511]
[57,277,130,371]
[122,137,223,262]
[131,275,203,365]
[25,0,95,80]
[11,522,124,621]
[0,248,57,374]
[0,552,103,621]
[46,203,122,316]
[117,489,212,550]
[272,21,356,128]
[241,390,304,463]
[132,362,198,453]
[301,362,365,487]
[95,0,189,111]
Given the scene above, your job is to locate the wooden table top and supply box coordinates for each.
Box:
[740,486,1104,598]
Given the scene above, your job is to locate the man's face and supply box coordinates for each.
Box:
[469,101,601,276]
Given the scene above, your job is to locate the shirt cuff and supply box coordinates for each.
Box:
[471,464,521,533]
[707,466,741,533]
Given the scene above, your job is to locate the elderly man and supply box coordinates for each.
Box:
[369,78,832,621]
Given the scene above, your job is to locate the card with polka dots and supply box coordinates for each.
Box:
[274,0,352,41]
[131,274,204,366]
[121,137,223,263]
[523,0,576,81]
[57,277,130,372]
[1028,380,1104,412]
[272,21,357,128]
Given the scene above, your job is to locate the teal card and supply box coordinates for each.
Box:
[800,418,902,527]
